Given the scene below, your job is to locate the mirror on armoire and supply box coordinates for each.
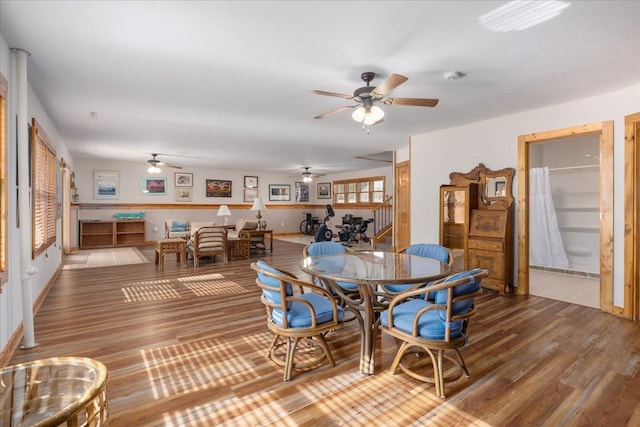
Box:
[439,163,515,294]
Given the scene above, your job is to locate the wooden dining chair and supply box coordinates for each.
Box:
[381,268,488,398]
[379,243,454,301]
[251,260,345,381]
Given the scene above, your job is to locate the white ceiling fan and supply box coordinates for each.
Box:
[146,153,182,173]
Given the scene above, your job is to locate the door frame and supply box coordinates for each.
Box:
[624,112,640,319]
[516,121,614,314]
[394,158,411,252]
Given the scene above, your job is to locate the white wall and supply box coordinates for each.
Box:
[411,81,640,306]
[72,158,391,244]
[1,35,74,357]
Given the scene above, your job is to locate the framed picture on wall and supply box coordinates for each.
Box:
[206,179,232,197]
[94,170,120,200]
[244,188,258,203]
[295,182,309,202]
[175,188,193,202]
[244,175,258,188]
[269,184,290,201]
[175,172,193,187]
[141,177,167,195]
[317,182,331,199]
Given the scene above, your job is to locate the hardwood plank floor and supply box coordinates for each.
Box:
[6,240,640,426]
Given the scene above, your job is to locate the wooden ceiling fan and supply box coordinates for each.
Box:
[309,72,439,127]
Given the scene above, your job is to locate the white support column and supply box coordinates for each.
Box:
[12,47,38,349]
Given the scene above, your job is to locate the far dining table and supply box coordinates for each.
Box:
[300,250,450,375]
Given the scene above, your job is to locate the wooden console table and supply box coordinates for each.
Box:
[238,229,273,251]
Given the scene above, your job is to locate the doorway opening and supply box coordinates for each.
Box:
[517,121,614,314]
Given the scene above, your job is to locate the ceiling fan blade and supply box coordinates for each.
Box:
[314,105,356,119]
[309,90,354,99]
[385,97,439,107]
[371,74,408,97]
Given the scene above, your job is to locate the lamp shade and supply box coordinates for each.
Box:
[351,105,384,125]
[147,165,161,174]
[251,197,267,211]
[217,205,231,217]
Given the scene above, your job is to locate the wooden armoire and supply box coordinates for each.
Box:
[439,163,515,294]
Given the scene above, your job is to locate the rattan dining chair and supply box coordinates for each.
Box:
[251,260,345,381]
[381,268,488,398]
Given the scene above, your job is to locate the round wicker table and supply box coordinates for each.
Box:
[0,357,108,426]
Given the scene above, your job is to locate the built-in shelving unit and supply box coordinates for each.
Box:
[80,220,145,249]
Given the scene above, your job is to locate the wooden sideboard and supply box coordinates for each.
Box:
[80,220,145,249]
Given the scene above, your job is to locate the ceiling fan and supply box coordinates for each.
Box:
[146,153,182,173]
[289,167,324,183]
[310,71,439,132]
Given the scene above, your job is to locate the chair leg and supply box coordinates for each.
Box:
[283,337,300,381]
[315,334,335,367]
[435,349,446,399]
[453,348,470,377]
[389,341,412,375]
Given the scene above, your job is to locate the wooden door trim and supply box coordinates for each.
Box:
[394,158,410,252]
[624,112,640,319]
[517,121,614,315]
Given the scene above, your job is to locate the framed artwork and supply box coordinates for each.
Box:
[175,172,193,187]
[175,188,193,202]
[269,184,290,201]
[244,175,258,188]
[142,177,167,195]
[94,170,120,200]
[295,182,309,202]
[244,188,258,203]
[317,182,331,199]
[206,179,232,197]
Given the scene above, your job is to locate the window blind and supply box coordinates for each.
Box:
[31,118,56,258]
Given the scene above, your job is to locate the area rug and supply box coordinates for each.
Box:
[63,247,150,270]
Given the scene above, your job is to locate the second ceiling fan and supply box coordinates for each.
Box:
[310,72,439,131]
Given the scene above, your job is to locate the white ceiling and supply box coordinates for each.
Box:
[2,1,640,176]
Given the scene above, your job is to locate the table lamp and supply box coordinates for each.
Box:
[251,197,267,230]
[217,204,231,225]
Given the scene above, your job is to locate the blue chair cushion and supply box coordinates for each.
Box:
[170,220,188,232]
[256,260,293,306]
[272,293,345,328]
[434,268,483,315]
[384,244,449,294]
[306,242,347,256]
[306,244,358,291]
[381,299,463,340]
[405,244,450,263]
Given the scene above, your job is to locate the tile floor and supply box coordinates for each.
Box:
[529,268,600,309]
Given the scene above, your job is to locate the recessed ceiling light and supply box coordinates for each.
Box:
[479,0,571,32]
[89,111,98,119]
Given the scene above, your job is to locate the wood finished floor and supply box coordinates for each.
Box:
[6,240,640,426]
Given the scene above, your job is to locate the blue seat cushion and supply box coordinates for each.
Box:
[256,260,293,306]
[272,293,345,328]
[405,244,450,263]
[306,242,347,256]
[434,268,483,315]
[381,299,463,340]
[170,220,188,232]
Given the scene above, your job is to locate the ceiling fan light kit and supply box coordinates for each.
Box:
[311,71,438,134]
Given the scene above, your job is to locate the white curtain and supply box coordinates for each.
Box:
[529,167,569,269]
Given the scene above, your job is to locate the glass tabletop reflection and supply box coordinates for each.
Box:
[300,250,450,285]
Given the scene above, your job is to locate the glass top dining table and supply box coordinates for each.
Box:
[300,250,451,375]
